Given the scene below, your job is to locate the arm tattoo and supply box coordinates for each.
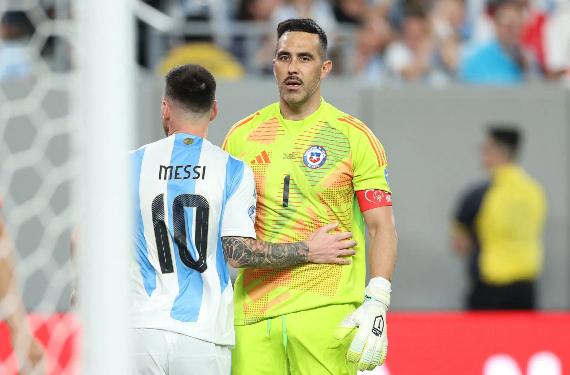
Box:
[221,237,309,268]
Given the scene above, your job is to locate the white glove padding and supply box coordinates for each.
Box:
[342,277,391,371]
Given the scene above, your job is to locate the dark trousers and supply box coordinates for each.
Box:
[467,280,536,310]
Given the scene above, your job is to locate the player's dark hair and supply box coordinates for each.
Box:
[403,4,427,20]
[488,125,522,158]
[164,64,216,114]
[277,18,328,59]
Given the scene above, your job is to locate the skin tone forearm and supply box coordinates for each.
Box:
[222,223,358,269]
[364,206,398,280]
[222,237,308,268]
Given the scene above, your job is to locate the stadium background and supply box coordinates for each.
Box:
[0,0,569,374]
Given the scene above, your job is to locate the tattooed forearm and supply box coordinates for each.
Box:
[221,237,309,268]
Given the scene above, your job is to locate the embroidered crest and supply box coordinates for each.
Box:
[303,146,327,169]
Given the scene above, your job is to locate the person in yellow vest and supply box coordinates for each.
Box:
[451,126,546,310]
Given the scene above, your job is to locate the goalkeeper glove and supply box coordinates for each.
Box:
[342,276,391,371]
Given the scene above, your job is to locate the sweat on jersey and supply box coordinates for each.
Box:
[130,133,256,346]
[223,99,391,325]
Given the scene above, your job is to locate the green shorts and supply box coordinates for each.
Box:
[232,304,358,375]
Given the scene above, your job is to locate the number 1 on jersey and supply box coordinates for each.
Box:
[283,175,290,207]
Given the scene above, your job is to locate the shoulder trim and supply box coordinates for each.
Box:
[222,112,260,149]
[339,115,387,166]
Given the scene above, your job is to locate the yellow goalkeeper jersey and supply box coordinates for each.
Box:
[223,99,391,325]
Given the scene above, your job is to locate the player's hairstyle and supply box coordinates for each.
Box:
[486,0,522,17]
[164,64,216,114]
[277,18,328,59]
[488,125,522,158]
[403,4,427,20]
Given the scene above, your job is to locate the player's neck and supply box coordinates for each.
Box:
[280,95,322,121]
[168,121,208,138]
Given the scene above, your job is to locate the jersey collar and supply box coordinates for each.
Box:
[276,98,326,131]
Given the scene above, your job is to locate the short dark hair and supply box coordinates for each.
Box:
[403,4,427,20]
[277,18,328,59]
[488,125,522,158]
[486,0,523,17]
[164,64,216,114]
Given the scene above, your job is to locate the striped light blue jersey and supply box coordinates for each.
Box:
[130,133,256,346]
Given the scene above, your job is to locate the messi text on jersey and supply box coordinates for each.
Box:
[158,164,207,180]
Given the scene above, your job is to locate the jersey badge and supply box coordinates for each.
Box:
[303,146,327,169]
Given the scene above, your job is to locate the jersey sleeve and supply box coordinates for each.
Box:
[350,122,391,193]
[222,112,258,155]
[221,159,257,239]
[221,132,234,154]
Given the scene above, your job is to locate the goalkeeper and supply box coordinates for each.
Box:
[223,18,398,374]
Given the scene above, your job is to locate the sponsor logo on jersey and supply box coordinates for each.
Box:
[250,150,271,165]
[283,152,298,160]
[303,146,327,169]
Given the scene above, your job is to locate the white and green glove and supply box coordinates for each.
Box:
[342,277,391,371]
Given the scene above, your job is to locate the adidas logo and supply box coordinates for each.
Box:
[251,151,270,165]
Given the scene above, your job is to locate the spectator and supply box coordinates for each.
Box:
[519,0,550,75]
[388,0,431,32]
[233,0,281,72]
[0,11,34,81]
[237,0,281,21]
[463,0,494,43]
[271,0,338,43]
[431,0,467,76]
[385,7,436,82]
[333,0,368,24]
[544,0,570,82]
[352,12,393,82]
[451,126,546,310]
[459,0,532,84]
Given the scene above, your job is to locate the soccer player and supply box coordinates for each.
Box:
[131,64,357,375]
[0,197,45,374]
[223,18,398,374]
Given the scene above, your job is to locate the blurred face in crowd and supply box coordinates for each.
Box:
[339,0,367,20]
[357,14,392,53]
[403,16,428,51]
[273,31,332,110]
[481,135,510,170]
[248,0,280,21]
[435,0,465,30]
[493,3,524,48]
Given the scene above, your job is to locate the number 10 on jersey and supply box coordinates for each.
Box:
[151,193,210,274]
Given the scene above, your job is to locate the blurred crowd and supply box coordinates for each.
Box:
[145,0,570,85]
[1,0,570,84]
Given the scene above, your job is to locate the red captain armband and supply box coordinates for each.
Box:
[356,190,392,212]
